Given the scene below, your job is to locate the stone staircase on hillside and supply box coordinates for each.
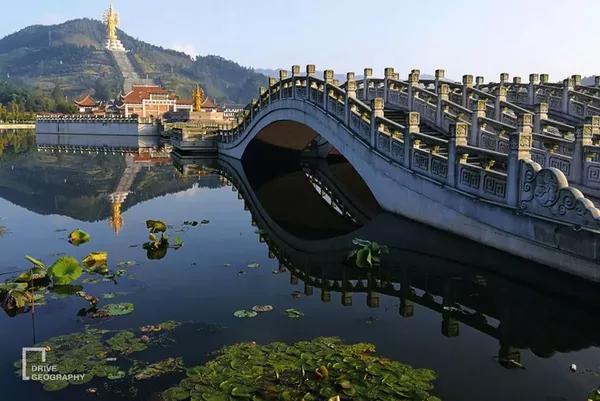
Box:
[109,50,154,93]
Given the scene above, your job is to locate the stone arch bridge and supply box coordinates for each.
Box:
[176,65,600,281]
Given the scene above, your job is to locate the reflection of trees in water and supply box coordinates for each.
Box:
[0,129,35,156]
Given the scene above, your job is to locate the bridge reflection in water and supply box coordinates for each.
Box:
[175,152,600,372]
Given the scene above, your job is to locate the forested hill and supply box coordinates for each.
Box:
[0,18,266,103]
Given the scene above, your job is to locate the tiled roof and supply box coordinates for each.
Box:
[74,94,98,107]
[121,85,171,104]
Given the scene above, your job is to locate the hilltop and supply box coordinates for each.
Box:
[0,19,266,104]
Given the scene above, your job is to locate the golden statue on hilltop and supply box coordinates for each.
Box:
[103,4,119,41]
[193,84,205,112]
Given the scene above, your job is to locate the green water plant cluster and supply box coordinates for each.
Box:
[14,321,182,392]
[347,238,389,269]
[144,220,184,260]
[161,337,441,401]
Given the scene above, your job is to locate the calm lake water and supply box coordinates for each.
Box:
[1,129,600,401]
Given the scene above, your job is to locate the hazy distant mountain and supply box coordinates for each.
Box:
[0,19,267,103]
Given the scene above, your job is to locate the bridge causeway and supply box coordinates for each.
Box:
[175,65,600,280]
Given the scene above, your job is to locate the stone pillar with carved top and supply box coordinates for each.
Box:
[462,75,473,108]
[435,69,445,94]
[499,73,509,85]
[533,102,548,133]
[323,69,334,111]
[258,87,266,108]
[448,122,469,187]
[528,74,539,105]
[507,114,533,206]
[595,76,600,88]
[403,112,420,168]
[407,72,419,111]
[363,68,373,100]
[573,124,593,184]
[471,100,486,146]
[437,84,449,126]
[572,75,582,88]
[370,98,384,148]
[306,64,316,102]
[291,65,300,99]
[345,74,357,126]
[475,76,484,89]
[384,67,395,103]
[562,78,573,114]
[279,70,287,101]
[268,77,276,104]
[494,86,507,121]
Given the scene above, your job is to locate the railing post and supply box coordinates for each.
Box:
[595,76,600,89]
[435,69,445,94]
[572,74,582,88]
[323,69,334,111]
[278,70,288,100]
[573,123,593,184]
[384,67,395,102]
[268,77,276,104]
[448,122,468,187]
[540,73,549,85]
[403,112,420,168]
[475,76,484,90]
[462,75,473,108]
[306,64,316,101]
[562,78,573,114]
[494,85,507,121]
[363,68,373,100]
[471,100,486,146]
[370,98,384,148]
[407,72,419,111]
[507,113,533,207]
[436,84,449,126]
[499,73,509,85]
[533,102,547,133]
[291,65,300,99]
[528,73,539,106]
[258,87,266,108]
[345,73,356,126]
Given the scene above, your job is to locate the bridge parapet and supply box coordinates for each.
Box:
[212,66,600,234]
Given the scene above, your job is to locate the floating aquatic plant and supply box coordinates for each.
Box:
[146,220,167,233]
[130,357,184,381]
[48,256,83,285]
[285,308,304,319]
[82,252,109,274]
[233,309,258,318]
[92,302,135,318]
[68,229,90,246]
[347,238,389,269]
[252,305,274,313]
[161,337,441,401]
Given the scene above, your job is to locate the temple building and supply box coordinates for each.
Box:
[74,94,103,114]
[164,84,229,126]
[116,85,192,119]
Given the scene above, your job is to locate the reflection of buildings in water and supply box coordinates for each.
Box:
[175,155,600,371]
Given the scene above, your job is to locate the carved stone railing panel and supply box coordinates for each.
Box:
[520,160,600,229]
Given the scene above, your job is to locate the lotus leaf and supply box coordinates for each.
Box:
[162,337,440,401]
[15,266,47,282]
[233,309,258,318]
[146,220,167,233]
[82,252,108,273]
[48,257,83,285]
[252,305,273,313]
[68,229,90,246]
[25,255,46,269]
[93,302,135,318]
[130,357,184,380]
[285,308,304,318]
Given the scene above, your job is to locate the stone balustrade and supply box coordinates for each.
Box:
[212,66,600,233]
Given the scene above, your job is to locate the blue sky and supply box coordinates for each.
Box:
[0,0,597,80]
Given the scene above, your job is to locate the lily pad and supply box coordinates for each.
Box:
[146,220,167,233]
[82,252,108,273]
[247,263,260,269]
[252,305,273,313]
[233,309,258,318]
[161,337,440,401]
[92,302,135,318]
[285,308,304,318]
[48,257,83,285]
[25,255,46,269]
[68,229,90,246]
